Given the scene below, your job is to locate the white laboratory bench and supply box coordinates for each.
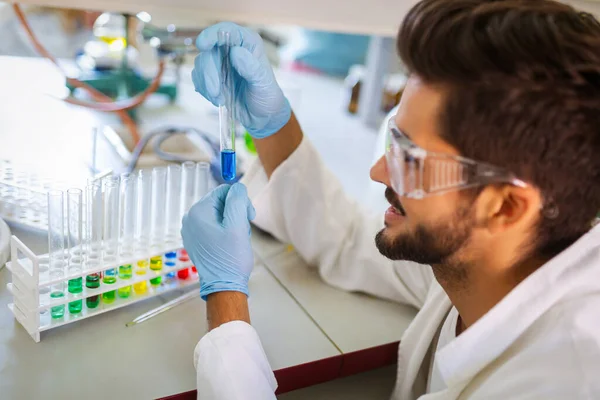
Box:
[0,55,411,399]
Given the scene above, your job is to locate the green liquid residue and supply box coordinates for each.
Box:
[50,291,65,319]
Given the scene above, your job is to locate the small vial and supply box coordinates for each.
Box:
[165,251,177,279]
[166,164,182,244]
[85,181,103,309]
[118,264,133,298]
[67,189,84,314]
[195,162,210,202]
[48,190,66,319]
[150,255,162,286]
[218,29,237,182]
[102,177,120,303]
[134,170,152,294]
[86,273,101,309]
[85,180,103,270]
[118,173,136,298]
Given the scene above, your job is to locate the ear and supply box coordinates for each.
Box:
[475,185,543,234]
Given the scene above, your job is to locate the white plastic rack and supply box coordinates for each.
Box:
[6,236,198,342]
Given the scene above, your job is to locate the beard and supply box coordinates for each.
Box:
[375,194,475,267]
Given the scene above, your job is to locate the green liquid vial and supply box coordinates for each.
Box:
[117,285,131,298]
[50,291,65,319]
[68,277,83,294]
[86,274,101,309]
[102,273,117,304]
[67,277,83,314]
[149,256,162,286]
[119,264,132,279]
[150,276,162,286]
[86,296,100,309]
[68,300,83,314]
[117,265,132,298]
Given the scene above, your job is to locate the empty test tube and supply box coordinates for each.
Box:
[85,181,103,309]
[166,164,182,243]
[194,162,210,202]
[181,161,196,216]
[218,29,237,182]
[48,190,66,319]
[134,169,152,295]
[118,174,136,298]
[67,189,83,314]
[102,176,120,303]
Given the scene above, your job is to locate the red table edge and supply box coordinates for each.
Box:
[157,341,400,399]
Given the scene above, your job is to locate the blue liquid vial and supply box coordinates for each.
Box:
[221,150,236,182]
[165,252,177,278]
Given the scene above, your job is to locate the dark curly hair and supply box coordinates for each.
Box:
[398,0,600,258]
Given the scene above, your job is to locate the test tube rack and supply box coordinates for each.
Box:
[0,164,51,232]
[0,160,108,233]
[6,236,199,342]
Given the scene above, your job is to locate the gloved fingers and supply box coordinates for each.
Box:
[223,183,253,229]
[247,199,256,221]
[187,184,231,223]
[230,47,263,85]
[193,51,223,106]
[196,22,255,52]
[208,184,232,220]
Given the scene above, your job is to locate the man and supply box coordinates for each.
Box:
[182,0,600,398]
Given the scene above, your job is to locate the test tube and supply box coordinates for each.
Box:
[218,29,237,182]
[194,162,210,202]
[166,164,182,243]
[102,176,120,303]
[134,169,152,295]
[178,162,195,278]
[165,164,182,279]
[181,161,196,216]
[118,174,136,299]
[48,190,66,319]
[149,167,167,285]
[67,189,83,314]
[85,181,103,309]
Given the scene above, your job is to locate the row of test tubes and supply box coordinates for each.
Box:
[46,161,210,319]
[0,160,53,228]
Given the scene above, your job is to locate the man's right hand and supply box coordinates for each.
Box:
[193,22,292,139]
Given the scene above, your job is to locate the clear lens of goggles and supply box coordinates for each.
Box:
[385,121,525,199]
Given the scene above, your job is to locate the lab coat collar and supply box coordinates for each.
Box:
[436,224,600,387]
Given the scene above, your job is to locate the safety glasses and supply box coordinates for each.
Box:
[385,119,528,199]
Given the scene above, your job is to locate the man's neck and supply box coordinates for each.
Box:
[434,254,548,332]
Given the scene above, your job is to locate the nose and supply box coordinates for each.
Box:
[370,155,391,187]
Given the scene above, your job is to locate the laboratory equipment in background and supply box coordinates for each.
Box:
[218,30,237,182]
[69,12,204,120]
[344,65,406,115]
[0,160,105,234]
[5,162,211,342]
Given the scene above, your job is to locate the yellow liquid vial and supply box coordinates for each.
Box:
[133,279,147,295]
[134,260,149,294]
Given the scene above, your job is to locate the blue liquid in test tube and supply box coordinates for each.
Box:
[218,29,237,182]
[221,150,236,182]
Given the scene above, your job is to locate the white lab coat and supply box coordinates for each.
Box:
[194,138,600,399]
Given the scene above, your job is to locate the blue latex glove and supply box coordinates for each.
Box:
[193,22,292,139]
[181,183,256,299]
